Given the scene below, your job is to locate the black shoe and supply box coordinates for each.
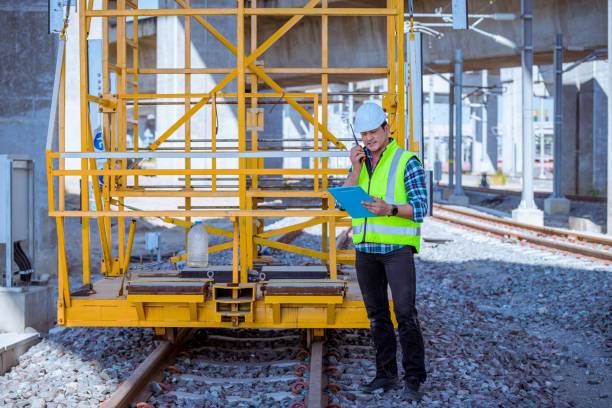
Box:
[360,376,400,393]
[404,377,421,401]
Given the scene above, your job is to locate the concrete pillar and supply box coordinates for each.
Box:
[481,70,489,173]
[500,67,522,177]
[427,75,435,170]
[591,62,608,197]
[538,97,545,179]
[472,69,496,175]
[513,0,543,226]
[561,85,579,196]
[545,34,570,215]
[577,77,608,196]
[449,49,469,206]
[486,75,499,173]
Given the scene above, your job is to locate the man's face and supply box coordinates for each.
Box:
[360,124,389,154]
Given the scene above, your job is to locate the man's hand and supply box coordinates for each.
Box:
[350,145,365,171]
[362,196,392,216]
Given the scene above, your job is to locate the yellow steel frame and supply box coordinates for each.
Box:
[46,1,408,328]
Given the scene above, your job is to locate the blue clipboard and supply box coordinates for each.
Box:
[328,186,377,218]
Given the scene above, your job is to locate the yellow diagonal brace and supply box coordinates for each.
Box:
[85,112,113,279]
[170,241,233,263]
[162,216,233,239]
[257,218,322,239]
[254,237,328,261]
[170,0,346,150]
[249,64,346,150]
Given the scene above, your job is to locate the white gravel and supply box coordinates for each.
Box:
[0,326,157,407]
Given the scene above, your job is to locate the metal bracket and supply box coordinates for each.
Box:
[247,108,264,131]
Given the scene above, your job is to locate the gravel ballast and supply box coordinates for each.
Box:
[1,216,610,407]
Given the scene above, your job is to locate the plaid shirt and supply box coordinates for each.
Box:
[347,141,428,254]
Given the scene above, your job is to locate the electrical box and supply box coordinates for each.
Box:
[0,155,34,287]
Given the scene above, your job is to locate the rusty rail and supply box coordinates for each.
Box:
[433,204,612,263]
[100,329,191,408]
[306,340,327,408]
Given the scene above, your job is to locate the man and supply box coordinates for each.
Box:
[343,102,427,400]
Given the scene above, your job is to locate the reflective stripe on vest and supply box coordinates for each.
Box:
[353,223,421,237]
[385,148,405,204]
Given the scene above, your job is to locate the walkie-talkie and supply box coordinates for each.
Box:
[350,124,373,177]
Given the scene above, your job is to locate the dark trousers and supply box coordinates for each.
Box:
[355,245,426,382]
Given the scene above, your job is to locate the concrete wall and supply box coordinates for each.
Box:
[577,78,608,196]
[561,60,608,196]
[0,1,58,276]
[561,85,579,196]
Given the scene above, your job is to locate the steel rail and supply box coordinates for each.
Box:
[433,204,612,262]
[306,340,327,408]
[101,329,191,408]
[434,204,612,246]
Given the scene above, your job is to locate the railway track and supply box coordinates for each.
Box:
[101,329,342,408]
[433,203,612,264]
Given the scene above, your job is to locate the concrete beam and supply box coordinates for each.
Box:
[105,1,606,84]
[253,0,606,84]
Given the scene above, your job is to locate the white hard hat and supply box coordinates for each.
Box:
[353,102,387,133]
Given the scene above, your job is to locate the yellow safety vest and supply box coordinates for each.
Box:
[352,139,422,252]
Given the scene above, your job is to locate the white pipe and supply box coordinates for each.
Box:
[59,151,351,159]
[539,97,545,179]
[407,13,519,20]
[481,70,488,173]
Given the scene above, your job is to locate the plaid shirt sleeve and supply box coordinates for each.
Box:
[404,157,428,223]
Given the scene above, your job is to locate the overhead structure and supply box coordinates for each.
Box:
[45,1,415,329]
[544,33,570,215]
[448,48,468,206]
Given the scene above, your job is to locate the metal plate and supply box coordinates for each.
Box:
[180,265,235,283]
[259,265,328,280]
[127,280,210,295]
[261,281,346,297]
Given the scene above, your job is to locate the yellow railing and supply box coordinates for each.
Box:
[46,0,407,316]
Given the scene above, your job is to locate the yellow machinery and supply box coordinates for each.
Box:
[46,0,416,331]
